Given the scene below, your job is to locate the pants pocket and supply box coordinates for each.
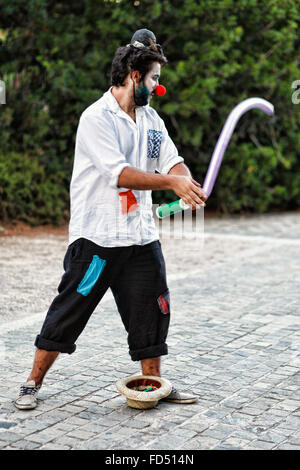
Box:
[157,288,170,315]
[77,255,107,296]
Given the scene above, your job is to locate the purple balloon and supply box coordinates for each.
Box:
[202,97,274,197]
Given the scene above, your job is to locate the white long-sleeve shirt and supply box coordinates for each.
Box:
[68,87,184,247]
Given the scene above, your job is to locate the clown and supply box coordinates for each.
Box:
[15,29,207,410]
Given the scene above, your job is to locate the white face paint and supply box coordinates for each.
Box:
[143,62,161,102]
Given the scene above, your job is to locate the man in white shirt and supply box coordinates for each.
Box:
[15,29,207,410]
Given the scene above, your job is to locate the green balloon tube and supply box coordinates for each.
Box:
[156,199,189,219]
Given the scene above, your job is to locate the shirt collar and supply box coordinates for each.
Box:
[103,87,120,113]
[103,87,147,119]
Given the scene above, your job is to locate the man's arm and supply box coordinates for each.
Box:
[117,166,207,207]
[167,162,192,177]
[118,166,173,191]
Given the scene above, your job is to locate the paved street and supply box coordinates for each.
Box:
[0,211,300,450]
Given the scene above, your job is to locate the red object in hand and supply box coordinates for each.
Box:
[155,85,166,96]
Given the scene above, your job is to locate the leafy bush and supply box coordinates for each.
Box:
[0,0,300,223]
[0,151,69,225]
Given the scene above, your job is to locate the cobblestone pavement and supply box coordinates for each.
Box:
[0,211,300,450]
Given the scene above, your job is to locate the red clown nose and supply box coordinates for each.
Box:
[155,85,166,96]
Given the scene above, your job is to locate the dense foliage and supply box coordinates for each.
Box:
[0,0,299,224]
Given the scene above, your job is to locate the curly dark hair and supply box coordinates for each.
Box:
[111,43,168,87]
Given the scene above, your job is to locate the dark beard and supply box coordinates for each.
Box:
[133,81,150,106]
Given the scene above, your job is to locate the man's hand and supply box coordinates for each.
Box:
[169,175,207,209]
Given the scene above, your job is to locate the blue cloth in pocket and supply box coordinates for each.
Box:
[77,255,106,296]
[147,129,163,159]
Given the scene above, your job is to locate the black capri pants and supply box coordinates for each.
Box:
[35,238,170,361]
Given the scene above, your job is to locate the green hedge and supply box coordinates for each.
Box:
[1,0,300,224]
[0,151,69,225]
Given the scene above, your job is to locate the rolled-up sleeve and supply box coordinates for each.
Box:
[156,120,184,174]
[77,113,130,188]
